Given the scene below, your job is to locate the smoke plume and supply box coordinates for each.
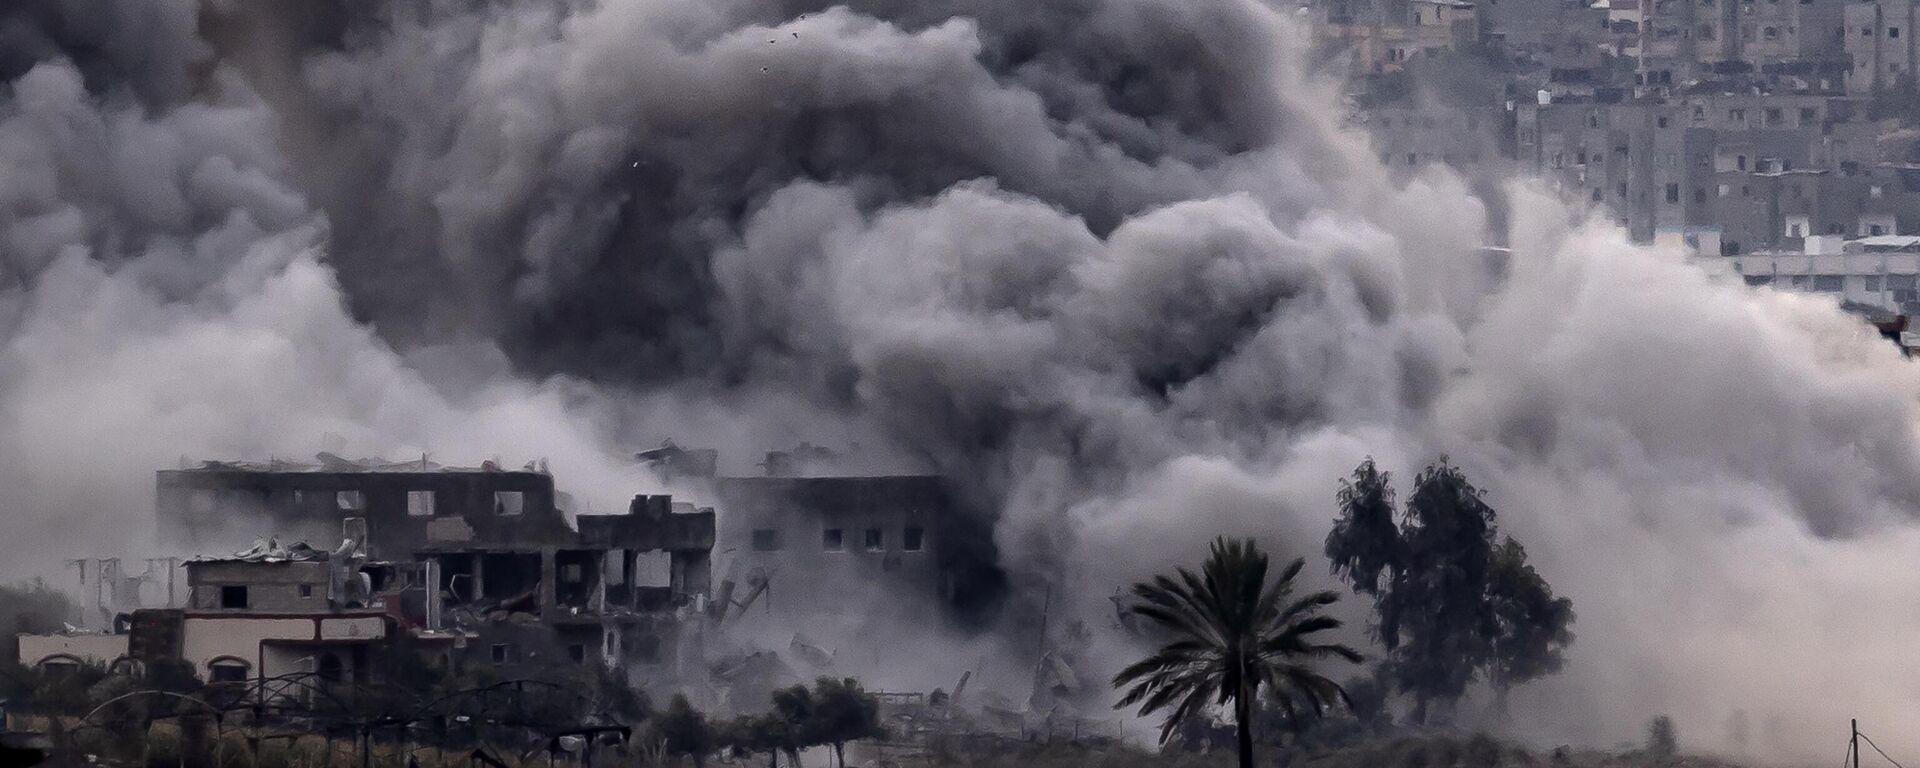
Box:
[2,0,1916,760]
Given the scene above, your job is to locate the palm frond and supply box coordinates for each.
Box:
[1112,537,1360,755]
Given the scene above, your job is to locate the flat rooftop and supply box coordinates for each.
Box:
[171,452,548,475]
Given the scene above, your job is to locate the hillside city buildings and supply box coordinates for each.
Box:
[1320,0,1920,315]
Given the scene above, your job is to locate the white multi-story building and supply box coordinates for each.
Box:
[1728,234,1920,313]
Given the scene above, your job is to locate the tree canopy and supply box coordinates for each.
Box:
[1326,458,1575,723]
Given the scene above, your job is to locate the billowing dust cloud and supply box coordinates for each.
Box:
[3,0,1917,760]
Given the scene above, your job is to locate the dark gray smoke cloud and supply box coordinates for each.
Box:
[4,0,1920,760]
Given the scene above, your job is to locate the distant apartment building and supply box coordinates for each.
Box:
[1729,233,1920,313]
[1517,100,1716,239]
[1361,104,1514,175]
[1708,168,1913,250]
[1845,0,1920,92]
[1312,0,1483,75]
[1636,0,1849,88]
[1517,92,1896,244]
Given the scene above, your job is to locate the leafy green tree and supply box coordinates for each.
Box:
[1381,460,1500,723]
[770,684,818,767]
[809,677,883,767]
[0,580,75,664]
[1647,715,1678,759]
[1325,458,1575,724]
[1487,537,1575,711]
[720,713,783,768]
[651,694,714,767]
[30,661,109,717]
[1326,458,1401,595]
[1113,537,1361,768]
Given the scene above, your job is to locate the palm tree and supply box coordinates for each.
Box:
[1113,537,1361,768]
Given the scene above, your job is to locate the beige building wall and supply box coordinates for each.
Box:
[181,617,315,677]
[17,633,129,668]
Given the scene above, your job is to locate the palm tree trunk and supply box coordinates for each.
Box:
[1234,686,1254,768]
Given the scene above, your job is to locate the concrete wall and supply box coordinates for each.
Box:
[17,633,129,668]
[187,561,330,612]
[179,614,385,681]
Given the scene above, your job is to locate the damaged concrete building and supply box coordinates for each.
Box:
[147,456,716,685]
[666,448,1006,659]
[20,539,401,687]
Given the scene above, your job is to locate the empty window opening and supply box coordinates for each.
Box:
[439,554,477,604]
[209,659,249,684]
[495,491,525,516]
[479,552,542,603]
[904,526,925,552]
[625,634,661,664]
[631,550,672,586]
[298,584,313,598]
[407,490,436,517]
[823,528,845,551]
[751,529,782,552]
[491,644,516,664]
[336,491,366,512]
[556,550,604,610]
[316,653,344,683]
[864,528,885,551]
[629,550,674,612]
[220,585,248,609]
[38,658,79,677]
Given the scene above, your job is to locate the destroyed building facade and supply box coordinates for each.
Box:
[139,456,716,685]
[694,450,1006,644]
[155,455,565,558]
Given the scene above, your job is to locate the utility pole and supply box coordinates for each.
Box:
[1035,582,1053,661]
[1852,718,1861,768]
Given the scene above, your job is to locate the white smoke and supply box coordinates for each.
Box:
[0,0,1915,761]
